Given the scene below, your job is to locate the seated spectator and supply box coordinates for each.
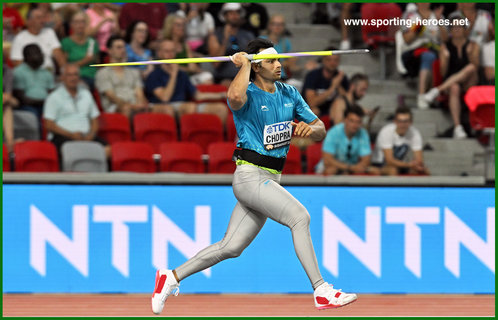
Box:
[329,73,378,126]
[260,14,297,82]
[118,3,168,43]
[372,106,429,176]
[458,3,493,47]
[3,3,24,44]
[124,20,154,79]
[177,3,215,54]
[208,2,255,85]
[396,3,447,109]
[421,12,479,139]
[13,44,55,120]
[43,64,109,156]
[302,46,349,117]
[240,3,269,37]
[145,39,228,123]
[481,38,494,84]
[61,11,99,91]
[10,8,66,72]
[34,3,65,39]
[3,62,20,152]
[160,13,213,85]
[85,3,119,62]
[95,35,148,118]
[318,106,379,175]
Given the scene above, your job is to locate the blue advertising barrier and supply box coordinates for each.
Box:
[2,185,494,294]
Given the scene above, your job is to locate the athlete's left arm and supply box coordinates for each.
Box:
[291,118,326,142]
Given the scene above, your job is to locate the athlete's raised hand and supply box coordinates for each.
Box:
[291,121,313,138]
[230,52,251,68]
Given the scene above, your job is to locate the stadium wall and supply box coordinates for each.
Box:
[2,184,494,294]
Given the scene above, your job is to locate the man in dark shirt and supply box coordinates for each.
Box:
[208,2,255,86]
[145,39,228,122]
[302,47,349,117]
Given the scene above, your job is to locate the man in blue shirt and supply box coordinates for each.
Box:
[151,38,357,315]
[321,106,379,175]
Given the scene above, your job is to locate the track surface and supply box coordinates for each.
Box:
[3,293,494,317]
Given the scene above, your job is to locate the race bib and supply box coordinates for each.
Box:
[263,121,292,150]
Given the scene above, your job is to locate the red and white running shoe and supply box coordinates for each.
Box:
[314,282,357,310]
[151,269,180,314]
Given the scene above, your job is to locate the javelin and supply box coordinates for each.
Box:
[90,49,369,67]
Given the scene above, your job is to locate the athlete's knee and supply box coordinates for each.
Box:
[220,243,244,259]
[287,204,311,230]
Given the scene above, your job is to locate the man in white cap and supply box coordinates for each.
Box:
[151,38,358,315]
[208,2,255,86]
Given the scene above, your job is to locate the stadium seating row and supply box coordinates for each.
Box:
[99,112,236,154]
[3,141,324,175]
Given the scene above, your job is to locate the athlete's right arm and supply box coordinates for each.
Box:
[227,52,251,111]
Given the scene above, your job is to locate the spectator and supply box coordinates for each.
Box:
[372,106,429,176]
[208,2,255,86]
[318,106,379,175]
[396,3,447,109]
[145,39,228,123]
[43,64,109,156]
[240,3,269,37]
[421,12,479,139]
[302,46,349,117]
[34,3,65,39]
[329,73,378,126]
[458,3,493,47]
[177,3,215,54]
[3,62,20,152]
[119,3,168,42]
[3,3,24,43]
[160,13,213,85]
[260,14,296,81]
[339,3,354,50]
[95,35,148,118]
[10,8,66,72]
[85,3,119,61]
[481,37,494,84]
[124,20,154,79]
[61,11,99,91]
[13,44,55,120]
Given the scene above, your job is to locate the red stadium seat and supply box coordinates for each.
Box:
[208,142,237,173]
[133,113,177,153]
[3,144,11,172]
[305,143,323,174]
[361,3,402,79]
[226,112,237,142]
[111,141,155,173]
[195,84,228,104]
[98,113,132,144]
[464,86,495,130]
[180,114,224,153]
[14,141,59,172]
[159,142,204,173]
[283,144,302,174]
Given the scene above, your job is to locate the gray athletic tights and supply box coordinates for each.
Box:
[175,164,325,290]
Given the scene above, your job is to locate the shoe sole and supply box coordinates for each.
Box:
[316,297,357,310]
[151,270,166,315]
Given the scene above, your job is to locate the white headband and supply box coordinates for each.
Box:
[251,47,278,64]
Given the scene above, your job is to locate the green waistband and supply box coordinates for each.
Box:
[236,159,282,174]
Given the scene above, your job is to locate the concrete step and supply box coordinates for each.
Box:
[423,151,474,176]
[264,3,313,24]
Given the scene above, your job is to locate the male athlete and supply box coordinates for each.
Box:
[151,38,357,314]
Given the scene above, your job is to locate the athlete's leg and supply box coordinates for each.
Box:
[233,165,324,290]
[174,201,267,281]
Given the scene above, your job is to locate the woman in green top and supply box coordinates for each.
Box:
[61,11,99,91]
